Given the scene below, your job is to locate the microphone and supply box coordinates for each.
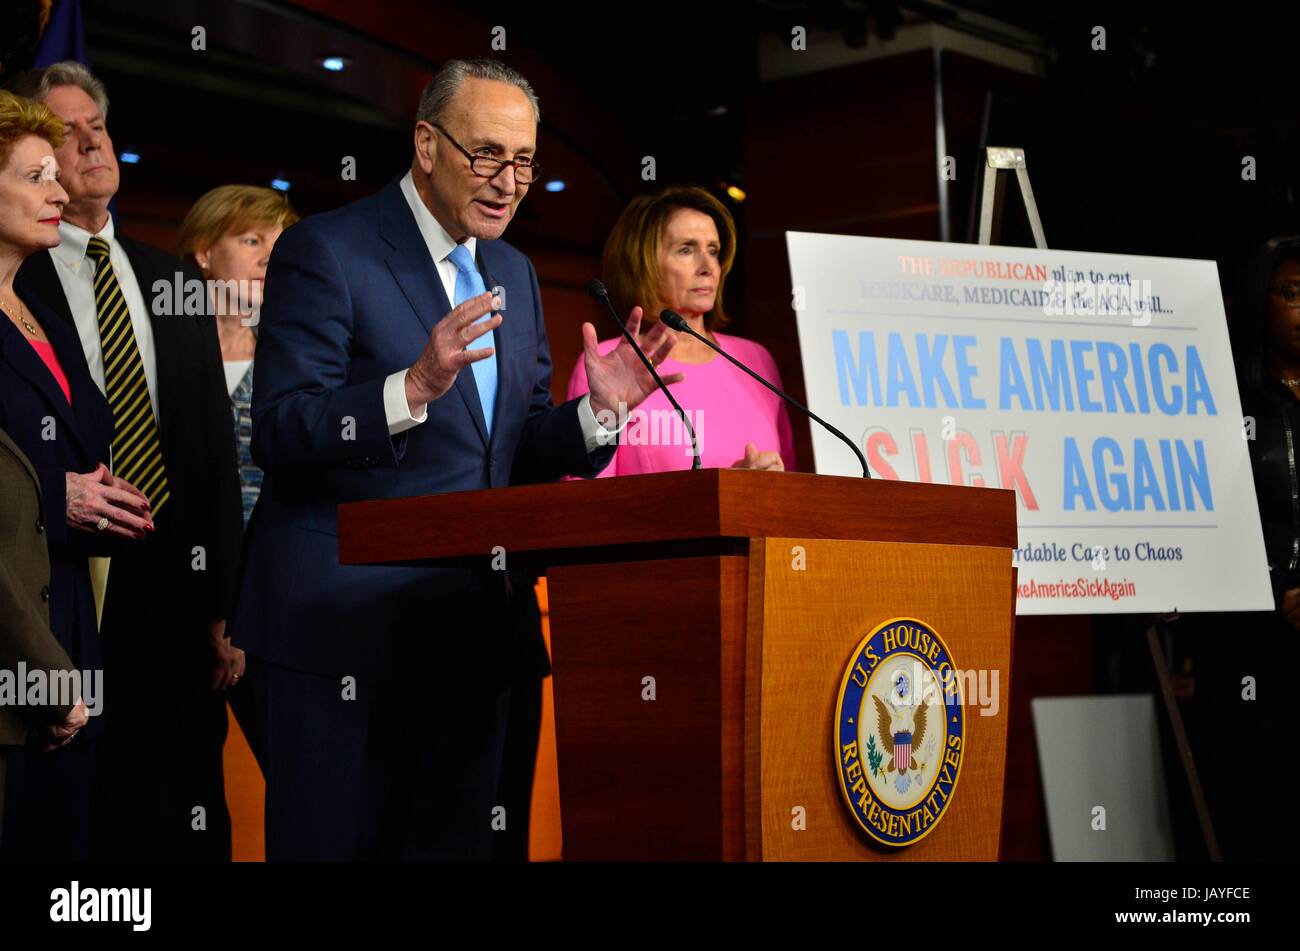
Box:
[658,309,870,478]
[586,281,700,470]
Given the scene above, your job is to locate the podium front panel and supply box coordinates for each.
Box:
[745,537,1015,861]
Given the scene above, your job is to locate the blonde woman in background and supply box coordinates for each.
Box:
[178,185,297,530]
[177,186,296,764]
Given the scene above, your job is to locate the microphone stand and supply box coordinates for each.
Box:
[658,309,869,478]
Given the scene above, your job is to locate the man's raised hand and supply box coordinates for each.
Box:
[405,290,502,414]
[583,306,685,419]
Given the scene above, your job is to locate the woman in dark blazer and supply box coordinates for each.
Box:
[0,90,151,860]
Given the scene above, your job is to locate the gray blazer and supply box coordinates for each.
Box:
[0,424,77,747]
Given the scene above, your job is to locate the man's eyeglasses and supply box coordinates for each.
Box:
[432,123,542,185]
[1268,282,1300,306]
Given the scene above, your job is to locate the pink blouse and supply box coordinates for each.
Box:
[27,337,72,406]
[566,331,796,476]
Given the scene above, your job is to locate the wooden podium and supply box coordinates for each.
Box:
[337,469,1017,861]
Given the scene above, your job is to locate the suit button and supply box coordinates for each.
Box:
[35,519,45,534]
[40,585,51,602]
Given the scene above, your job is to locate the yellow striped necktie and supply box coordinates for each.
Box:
[85,236,170,517]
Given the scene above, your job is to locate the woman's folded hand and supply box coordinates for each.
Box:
[64,462,154,540]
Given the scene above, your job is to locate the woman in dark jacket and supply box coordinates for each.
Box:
[1191,236,1300,862]
[1233,237,1300,611]
[0,90,151,860]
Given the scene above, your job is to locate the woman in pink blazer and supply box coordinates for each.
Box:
[568,185,795,475]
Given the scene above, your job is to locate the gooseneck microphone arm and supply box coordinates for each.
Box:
[585,281,701,470]
[658,309,870,478]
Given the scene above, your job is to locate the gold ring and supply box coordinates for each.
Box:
[96,516,109,531]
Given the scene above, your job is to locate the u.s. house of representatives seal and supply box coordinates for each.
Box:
[834,617,966,847]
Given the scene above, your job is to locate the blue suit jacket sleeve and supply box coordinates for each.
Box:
[250,223,395,473]
[509,257,614,485]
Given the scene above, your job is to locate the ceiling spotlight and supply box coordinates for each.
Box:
[118,150,141,164]
[545,180,566,193]
[317,55,351,73]
[724,184,746,203]
[270,178,291,192]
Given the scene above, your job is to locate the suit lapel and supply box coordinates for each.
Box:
[378,179,489,448]
[0,297,92,462]
[34,291,111,460]
[17,247,121,467]
[476,242,513,447]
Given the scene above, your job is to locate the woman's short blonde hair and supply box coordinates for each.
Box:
[602,185,738,329]
[0,90,65,168]
[177,185,300,264]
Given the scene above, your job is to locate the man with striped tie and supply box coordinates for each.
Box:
[8,62,243,861]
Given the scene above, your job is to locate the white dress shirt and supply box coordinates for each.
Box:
[223,358,253,397]
[50,216,160,422]
[383,171,620,450]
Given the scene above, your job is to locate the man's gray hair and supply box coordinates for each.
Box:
[416,58,539,127]
[4,60,110,118]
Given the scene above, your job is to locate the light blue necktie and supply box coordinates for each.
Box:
[448,242,497,435]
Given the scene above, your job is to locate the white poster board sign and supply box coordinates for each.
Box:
[788,232,1271,615]
[1032,696,1176,861]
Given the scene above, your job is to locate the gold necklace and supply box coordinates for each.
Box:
[0,297,39,337]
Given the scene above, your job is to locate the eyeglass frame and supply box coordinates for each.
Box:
[430,122,542,184]
[1267,282,1300,306]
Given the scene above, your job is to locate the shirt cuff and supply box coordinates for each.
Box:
[384,369,427,435]
[578,393,627,453]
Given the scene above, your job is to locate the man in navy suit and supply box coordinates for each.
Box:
[230,58,680,860]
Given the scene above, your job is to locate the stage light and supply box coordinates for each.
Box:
[270,178,291,192]
[317,56,350,73]
[724,184,746,202]
[118,151,140,164]
[545,180,566,192]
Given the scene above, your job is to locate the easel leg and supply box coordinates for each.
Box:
[1144,622,1221,862]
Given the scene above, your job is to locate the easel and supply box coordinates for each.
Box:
[975,147,1222,861]
[976,147,1048,250]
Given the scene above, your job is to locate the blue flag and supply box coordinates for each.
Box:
[33,0,87,67]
